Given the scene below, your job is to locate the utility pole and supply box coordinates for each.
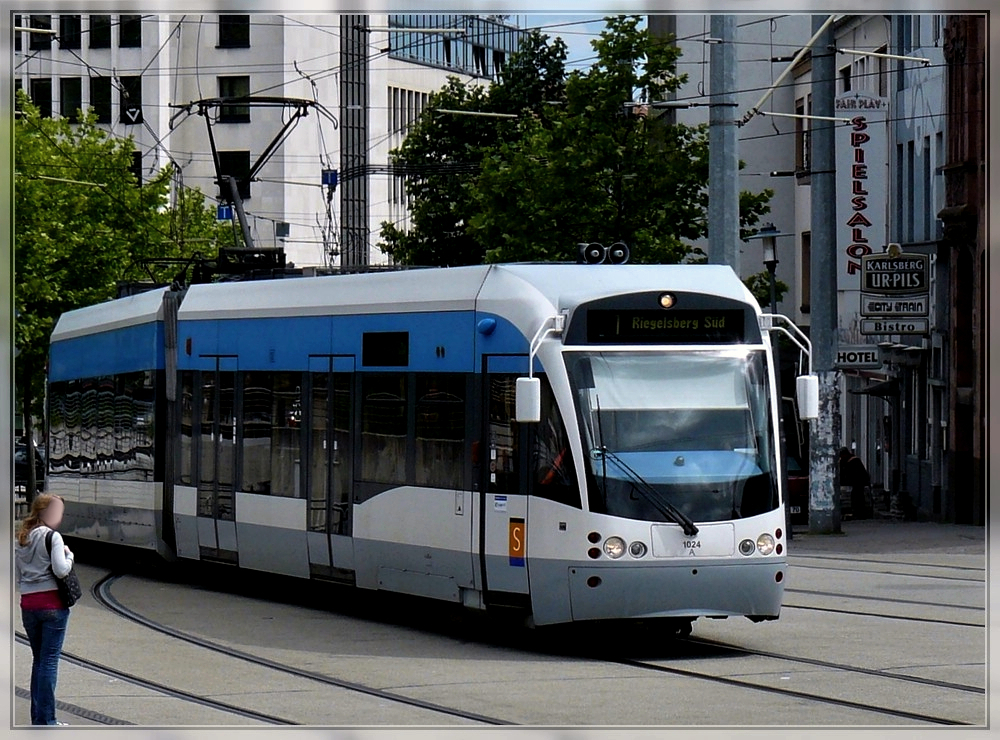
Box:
[808,16,841,534]
[708,15,739,270]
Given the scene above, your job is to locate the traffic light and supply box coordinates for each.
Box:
[577,242,607,264]
[576,242,629,264]
[608,242,630,264]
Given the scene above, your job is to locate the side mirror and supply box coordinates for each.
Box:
[796,374,819,420]
[515,377,541,423]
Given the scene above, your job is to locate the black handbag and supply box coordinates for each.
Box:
[44,530,82,608]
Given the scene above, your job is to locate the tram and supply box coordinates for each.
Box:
[45,263,816,629]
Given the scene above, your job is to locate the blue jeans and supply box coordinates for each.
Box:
[21,608,69,726]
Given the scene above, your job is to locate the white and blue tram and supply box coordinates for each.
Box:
[46,263,814,628]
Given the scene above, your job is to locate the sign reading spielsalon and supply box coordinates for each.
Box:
[835,92,888,298]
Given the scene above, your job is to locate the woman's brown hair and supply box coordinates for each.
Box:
[16,494,62,547]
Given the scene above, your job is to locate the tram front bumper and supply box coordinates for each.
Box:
[554,558,787,623]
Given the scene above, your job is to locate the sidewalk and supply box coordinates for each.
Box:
[789,517,985,555]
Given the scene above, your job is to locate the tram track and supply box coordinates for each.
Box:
[679,635,985,695]
[14,632,293,725]
[612,654,974,726]
[93,573,512,726]
[781,602,984,627]
[787,561,985,583]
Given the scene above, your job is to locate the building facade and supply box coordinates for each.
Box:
[14,13,525,269]
[660,13,984,523]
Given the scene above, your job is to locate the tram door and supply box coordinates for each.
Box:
[196,356,239,562]
[307,355,355,578]
[481,358,530,600]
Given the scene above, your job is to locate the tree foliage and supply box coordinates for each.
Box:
[14,93,228,488]
[379,31,568,266]
[381,16,773,266]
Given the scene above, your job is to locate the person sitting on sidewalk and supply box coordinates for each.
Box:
[839,447,872,519]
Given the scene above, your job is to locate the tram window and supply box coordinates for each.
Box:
[270,373,301,497]
[240,372,272,493]
[532,378,581,509]
[179,371,194,485]
[48,380,71,475]
[487,375,519,496]
[80,377,99,471]
[197,374,216,516]
[360,375,407,484]
[415,374,465,489]
[216,373,236,519]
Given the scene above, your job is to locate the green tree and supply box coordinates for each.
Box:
[383,17,773,266]
[14,94,226,498]
[379,30,568,265]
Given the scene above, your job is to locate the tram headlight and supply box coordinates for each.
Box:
[739,539,756,556]
[756,533,776,555]
[603,536,626,559]
[628,541,647,558]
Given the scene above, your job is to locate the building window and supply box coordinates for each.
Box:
[120,15,142,47]
[119,76,142,124]
[800,231,811,314]
[876,45,888,97]
[922,136,931,241]
[29,78,52,118]
[59,15,82,50]
[218,76,250,122]
[14,15,21,52]
[29,15,52,50]
[218,15,250,48]
[217,150,251,199]
[90,76,111,123]
[840,65,851,93]
[493,49,506,76]
[60,77,82,122]
[90,15,111,49]
[130,151,143,184]
[473,45,487,76]
[906,140,915,242]
[794,96,811,178]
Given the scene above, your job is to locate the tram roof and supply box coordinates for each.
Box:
[176,263,754,321]
[50,264,755,342]
[50,286,168,342]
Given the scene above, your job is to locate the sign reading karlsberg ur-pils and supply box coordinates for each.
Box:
[835,91,888,338]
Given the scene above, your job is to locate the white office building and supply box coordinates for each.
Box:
[15,13,526,268]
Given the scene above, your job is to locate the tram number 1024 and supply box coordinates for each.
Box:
[683,540,701,549]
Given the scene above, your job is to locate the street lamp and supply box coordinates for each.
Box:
[745,222,787,316]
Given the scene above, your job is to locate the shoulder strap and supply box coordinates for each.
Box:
[44,528,54,554]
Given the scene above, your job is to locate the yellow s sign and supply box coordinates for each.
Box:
[509,518,525,566]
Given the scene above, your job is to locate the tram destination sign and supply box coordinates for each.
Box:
[861,253,929,294]
[587,308,746,344]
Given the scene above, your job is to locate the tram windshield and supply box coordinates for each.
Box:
[565,350,778,523]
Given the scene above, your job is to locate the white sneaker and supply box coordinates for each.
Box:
[55,721,70,726]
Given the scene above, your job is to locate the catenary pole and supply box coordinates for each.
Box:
[708,15,739,270]
[808,16,841,533]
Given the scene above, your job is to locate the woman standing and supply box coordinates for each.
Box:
[15,494,74,726]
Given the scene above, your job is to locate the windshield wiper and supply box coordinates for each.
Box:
[596,447,700,536]
[594,392,608,502]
